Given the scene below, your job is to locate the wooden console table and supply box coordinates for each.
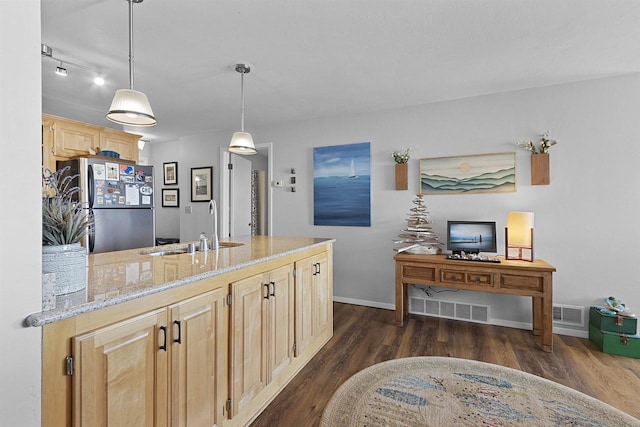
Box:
[394,254,556,352]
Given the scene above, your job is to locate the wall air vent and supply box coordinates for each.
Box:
[552,304,584,327]
[409,296,490,324]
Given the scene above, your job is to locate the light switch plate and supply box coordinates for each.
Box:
[185,206,192,214]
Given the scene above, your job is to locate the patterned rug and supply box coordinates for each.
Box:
[320,357,639,426]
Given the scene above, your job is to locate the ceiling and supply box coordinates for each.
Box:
[41,0,640,144]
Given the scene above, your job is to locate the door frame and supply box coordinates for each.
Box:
[219,142,273,238]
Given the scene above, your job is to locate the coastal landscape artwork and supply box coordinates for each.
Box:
[420,152,516,194]
[314,142,371,226]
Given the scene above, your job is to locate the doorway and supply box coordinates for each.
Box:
[219,142,273,238]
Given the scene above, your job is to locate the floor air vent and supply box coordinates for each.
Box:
[409,297,490,323]
[552,304,584,327]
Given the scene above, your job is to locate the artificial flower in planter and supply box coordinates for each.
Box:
[517,132,558,185]
[392,148,410,190]
[42,166,94,294]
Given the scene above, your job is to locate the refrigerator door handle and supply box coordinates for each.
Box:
[87,164,94,207]
[88,209,95,253]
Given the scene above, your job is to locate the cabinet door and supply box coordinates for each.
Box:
[295,252,333,357]
[52,118,100,157]
[267,264,294,382]
[231,273,268,417]
[73,309,169,427]
[169,288,228,427]
[314,252,333,341]
[42,117,56,173]
[294,256,315,356]
[100,130,139,162]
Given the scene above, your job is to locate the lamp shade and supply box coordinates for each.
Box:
[507,212,534,247]
[228,131,257,155]
[106,89,157,127]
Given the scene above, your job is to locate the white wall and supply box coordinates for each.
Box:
[256,74,640,334]
[151,133,226,242]
[0,0,42,425]
[151,74,640,335]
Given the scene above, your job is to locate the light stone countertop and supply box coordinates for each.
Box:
[26,235,334,327]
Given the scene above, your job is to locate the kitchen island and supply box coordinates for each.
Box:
[28,235,334,427]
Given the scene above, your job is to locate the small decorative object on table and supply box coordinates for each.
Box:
[393,194,443,254]
[42,167,94,295]
[392,148,410,190]
[517,131,558,185]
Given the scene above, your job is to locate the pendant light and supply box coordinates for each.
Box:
[106,0,156,127]
[228,64,257,155]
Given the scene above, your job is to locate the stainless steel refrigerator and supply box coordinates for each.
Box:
[57,157,155,253]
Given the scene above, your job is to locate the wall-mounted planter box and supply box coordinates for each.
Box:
[395,163,408,190]
[531,153,550,185]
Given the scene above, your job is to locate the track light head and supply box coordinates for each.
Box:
[55,65,68,77]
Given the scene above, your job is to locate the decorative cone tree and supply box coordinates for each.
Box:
[394,194,443,254]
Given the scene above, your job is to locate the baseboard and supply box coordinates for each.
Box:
[332,296,395,311]
[332,297,588,338]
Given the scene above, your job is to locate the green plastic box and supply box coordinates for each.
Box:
[589,306,637,334]
[589,324,640,359]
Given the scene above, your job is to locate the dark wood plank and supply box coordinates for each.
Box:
[250,303,640,426]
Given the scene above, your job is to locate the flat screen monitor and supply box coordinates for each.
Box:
[446,221,497,255]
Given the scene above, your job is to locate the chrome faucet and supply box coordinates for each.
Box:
[208,199,220,250]
[199,232,209,253]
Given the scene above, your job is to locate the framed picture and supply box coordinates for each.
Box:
[163,162,178,185]
[161,188,180,207]
[191,166,213,202]
[419,152,516,195]
[313,142,371,227]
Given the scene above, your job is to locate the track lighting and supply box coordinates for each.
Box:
[41,43,103,84]
[55,62,67,77]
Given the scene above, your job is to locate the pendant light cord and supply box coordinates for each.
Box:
[128,0,134,90]
[240,70,245,132]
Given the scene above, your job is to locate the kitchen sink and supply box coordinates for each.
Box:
[142,241,244,256]
[145,249,189,256]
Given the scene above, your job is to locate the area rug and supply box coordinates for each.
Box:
[320,357,639,426]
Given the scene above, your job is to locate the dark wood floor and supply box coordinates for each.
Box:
[251,302,640,426]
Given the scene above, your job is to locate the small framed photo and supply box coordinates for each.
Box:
[191,166,213,202]
[163,162,178,185]
[162,188,180,207]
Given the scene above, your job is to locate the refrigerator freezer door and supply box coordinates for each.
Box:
[89,160,155,209]
[91,208,155,253]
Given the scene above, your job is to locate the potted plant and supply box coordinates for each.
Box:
[392,148,410,190]
[42,166,94,295]
[517,132,558,185]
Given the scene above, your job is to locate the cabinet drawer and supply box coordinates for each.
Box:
[440,270,465,284]
[403,265,436,282]
[467,273,492,286]
[500,274,543,292]
[441,270,492,287]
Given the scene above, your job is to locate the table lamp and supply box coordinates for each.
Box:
[505,211,534,261]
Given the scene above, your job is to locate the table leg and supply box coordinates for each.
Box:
[541,291,553,352]
[532,297,542,336]
[395,262,406,326]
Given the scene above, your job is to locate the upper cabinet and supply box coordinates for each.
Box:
[42,114,140,171]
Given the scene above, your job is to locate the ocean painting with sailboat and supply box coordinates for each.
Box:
[313,142,371,226]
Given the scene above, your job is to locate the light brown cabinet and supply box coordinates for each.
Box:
[72,309,169,427]
[169,289,228,427]
[42,114,140,172]
[295,252,333,357]
[71,288,228,427]
[230,264,294,418]
[41,242,333,427]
